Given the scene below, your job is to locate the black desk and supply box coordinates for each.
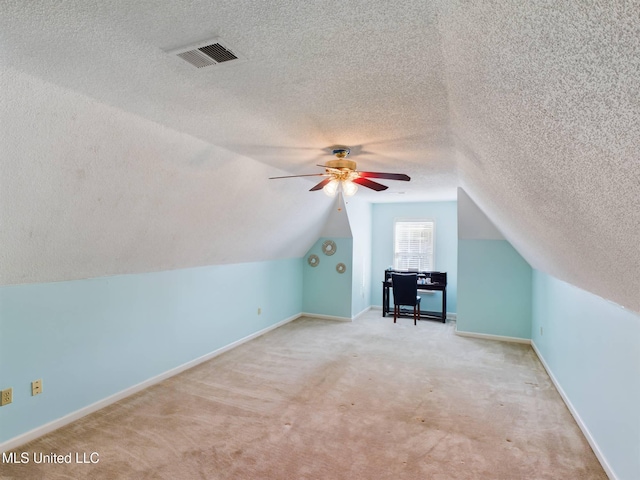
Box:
[382,276,447,323]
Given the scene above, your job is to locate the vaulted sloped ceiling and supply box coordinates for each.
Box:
[0,1,638,312]
[0,66,333,284]
[437,1,640,312]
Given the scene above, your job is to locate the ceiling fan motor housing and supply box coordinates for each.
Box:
[326,159,357,170]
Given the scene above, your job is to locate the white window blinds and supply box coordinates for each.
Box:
[394,221,434,271]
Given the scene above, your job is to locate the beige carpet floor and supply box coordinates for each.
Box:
[1,312,606,479]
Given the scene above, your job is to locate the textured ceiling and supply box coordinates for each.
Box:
[0,1,638,312]
[0,0,457,201]
[437,1,640,312]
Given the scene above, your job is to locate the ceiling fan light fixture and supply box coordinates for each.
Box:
[323,179,340,197]
[342,180,358,196]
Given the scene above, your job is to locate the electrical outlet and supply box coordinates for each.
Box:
[32,379,43,396]
[1,387,12,406]
[540,326,543,336]
[257,307,262,315]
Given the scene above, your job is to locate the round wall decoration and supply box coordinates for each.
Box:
[307,254,320,267]
[322,240,337,256]
[336,263,346,274]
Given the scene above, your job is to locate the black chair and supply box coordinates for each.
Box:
[391,274,421,325]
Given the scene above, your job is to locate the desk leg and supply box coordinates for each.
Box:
[442,288,447,323]
[382,284,388,317]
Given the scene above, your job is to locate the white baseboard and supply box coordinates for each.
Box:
[301,312,352,322]
[454,328,531,344]
[0,313,302,453]
[531,341,617,480]
[352,306,372,320]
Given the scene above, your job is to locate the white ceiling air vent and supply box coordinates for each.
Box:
[167,38,244,69]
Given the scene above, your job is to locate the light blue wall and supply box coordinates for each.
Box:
[531,270,640,480]
[345,198,372,317]
[457,239,532,339]
[370,202,458,313]
[0,257,303,444]
[302,237,353,318]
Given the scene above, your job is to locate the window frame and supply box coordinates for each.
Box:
[392,218,436,271]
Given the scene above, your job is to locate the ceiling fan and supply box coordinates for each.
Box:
[268,148,410,196]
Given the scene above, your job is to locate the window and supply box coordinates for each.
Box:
[393,220,434,271]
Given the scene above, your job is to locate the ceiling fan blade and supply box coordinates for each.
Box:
[358,172,411,181]
[269,173,327,179]
[310,178,333,191]
[353,177,388,191]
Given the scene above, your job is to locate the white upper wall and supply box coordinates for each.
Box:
[320,195,353,239]
[457,188,504,241]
